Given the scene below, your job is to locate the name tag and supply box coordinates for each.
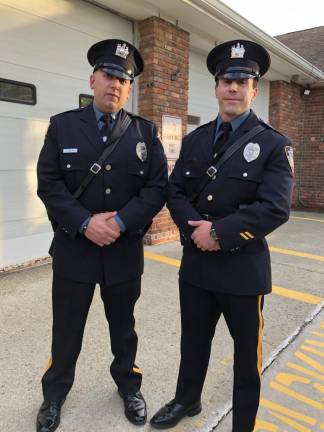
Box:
[63,148,78,154]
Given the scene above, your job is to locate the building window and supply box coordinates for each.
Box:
[188,115,200,126]
[0,78,36,105]
[79,94,93,108]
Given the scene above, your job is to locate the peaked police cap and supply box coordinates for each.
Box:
[207,39,270,80]
[87,39,144,81]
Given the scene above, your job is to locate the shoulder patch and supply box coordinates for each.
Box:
[285,146,294,173]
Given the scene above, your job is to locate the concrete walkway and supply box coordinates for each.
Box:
[0,211,323,431]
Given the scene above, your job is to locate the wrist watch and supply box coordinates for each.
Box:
[210,227,219,241]
[81,220,90,235]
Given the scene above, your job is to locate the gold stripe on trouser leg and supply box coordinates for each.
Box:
[133,366,141,374]
[257,295,264,378]
[44,357,52,372]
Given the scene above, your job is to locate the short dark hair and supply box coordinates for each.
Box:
[215,77,258,88]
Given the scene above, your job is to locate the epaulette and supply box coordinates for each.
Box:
[258,118,286,137]
[125,110,154,124]
[184,120,213,139]
[53,107,85,118]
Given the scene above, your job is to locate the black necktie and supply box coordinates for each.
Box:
[213,122,232,158]
[100,114,112,143]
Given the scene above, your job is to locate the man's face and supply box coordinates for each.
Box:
[90,69,132,113]
[215,77,258,121]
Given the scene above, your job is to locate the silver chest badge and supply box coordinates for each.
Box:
[136,142,147,162]
[243,142,260,163]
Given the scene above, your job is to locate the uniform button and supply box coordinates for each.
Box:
[207,195,213,201]
[66,164,71,168]
[243,172,248,177]
[105,164,111,171]
[105,188,111,195]
[140,170,144,175]
[186,171,190,175]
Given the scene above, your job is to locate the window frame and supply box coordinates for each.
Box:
[0,78,37,105]
[79,93,93,108]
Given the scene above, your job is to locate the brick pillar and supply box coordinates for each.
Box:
[300,87,324,209]
[269,81,304,208]
[138,17,189,244]
[269,81,324,210]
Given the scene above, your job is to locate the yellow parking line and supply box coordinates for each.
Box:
[290,216,324,223]
[272,286,322,305]
[144,251,180,267]
[144,252,323,304]
[269,246,324,263]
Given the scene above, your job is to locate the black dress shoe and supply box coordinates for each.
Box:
[118,390,147,425]
[150,399,202,429]
[36,399,65,432]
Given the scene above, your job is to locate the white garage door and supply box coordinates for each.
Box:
[188,49,269,133]
[0,0,133,268]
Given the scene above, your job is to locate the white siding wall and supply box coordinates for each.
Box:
[0,0,133,268]
[188,49,269,133]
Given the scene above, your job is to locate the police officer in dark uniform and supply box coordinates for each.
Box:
[36,39,167,432]
[150,40,294,431]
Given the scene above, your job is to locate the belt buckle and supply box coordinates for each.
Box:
[90,163,102,174]
[206,166,217,178]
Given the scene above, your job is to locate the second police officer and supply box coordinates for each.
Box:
[150,40,294,431]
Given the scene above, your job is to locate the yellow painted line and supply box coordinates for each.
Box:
[290,216,324,223]
[144,252,323,304]
[304,339,324,348]
[144,251,180,267]
[269,412,311,432]
[260,398,316,424]
[313,383,324,394]
[254,419,278,431]
[312,332,324,338]
[301,345,324,358]
[294,351,324,373]
[270,381,324,409]
[269,246,324,263]
[275,372,310,386]
[272,285,322,305]
[287,362,324,382]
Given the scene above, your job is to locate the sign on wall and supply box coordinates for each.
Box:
[162,115,182,175]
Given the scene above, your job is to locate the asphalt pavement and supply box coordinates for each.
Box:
[0,210,323,432]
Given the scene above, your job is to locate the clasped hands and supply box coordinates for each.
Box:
[85,212,120,247]
[188,220,221,252]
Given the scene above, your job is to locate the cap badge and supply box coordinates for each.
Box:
[243,142,260,162]
[231,43,245,58]
[136,142,147,162]
[115,43,129,59]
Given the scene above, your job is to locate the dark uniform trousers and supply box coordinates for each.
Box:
[175,281,264,432]
[42,273,142,402]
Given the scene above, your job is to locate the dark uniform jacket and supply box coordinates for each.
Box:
[168,110,293,295]
[37,105,167,285]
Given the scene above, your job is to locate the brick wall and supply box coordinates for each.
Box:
[269,81,324,209]
[138,17,189,244]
